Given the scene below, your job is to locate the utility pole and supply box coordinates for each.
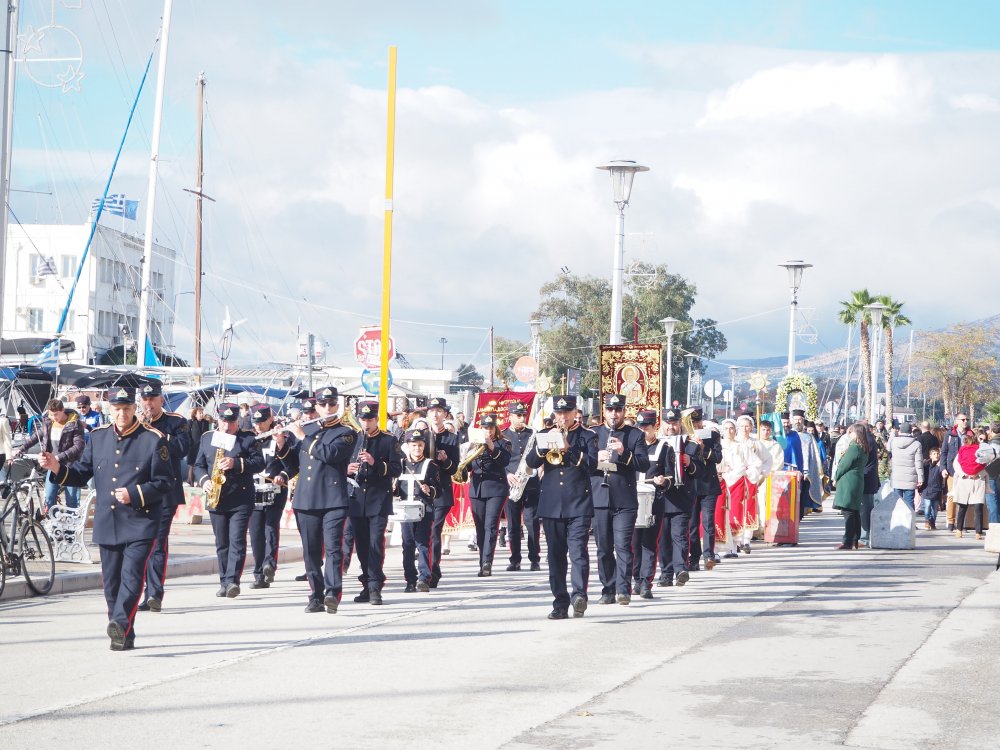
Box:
[489,325,495,389]
[0,1,20,342]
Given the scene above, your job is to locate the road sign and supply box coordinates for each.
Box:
[361,368,393,395]
[354,327,395,369]
[704,379,723,398]
[513,356,538,383]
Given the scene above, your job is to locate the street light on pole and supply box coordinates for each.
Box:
[528,319,542,365]
[438,337,448,370]
[865,302,886,424]
[684,353,696,407]
[596,160,649,345]
[660,317,678,410]
[778,260,812,376]
[728,365,738,419]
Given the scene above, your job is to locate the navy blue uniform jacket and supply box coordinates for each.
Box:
[430,428,461,509]
[349,429,403,516]
[288,419,355,511]
[590,423,650,510]
[148,410,191,506]
[525,424,598,519]
[54,420,174,544]
[503,426,540,498]
[194,429,266,511]
[468,436,511,500]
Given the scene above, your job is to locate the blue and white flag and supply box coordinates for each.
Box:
[34,339,60,367]
[91,193,138,219]
[35,255,58,277]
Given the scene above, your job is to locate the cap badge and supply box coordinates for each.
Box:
[116,388,128,399]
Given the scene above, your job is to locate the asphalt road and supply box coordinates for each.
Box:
[1,511,998,750]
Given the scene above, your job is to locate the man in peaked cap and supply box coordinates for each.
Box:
[136,380,191,613]
[248,405,297,589]
[503,401,542,572]
[525,395,598,620]
[684,406,724,571]
[425,396,461,588]
[40,386,174,651]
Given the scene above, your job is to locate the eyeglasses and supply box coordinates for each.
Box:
[958,418,968,422]
[605,407,624,413]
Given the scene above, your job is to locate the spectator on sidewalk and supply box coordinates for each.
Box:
[887,427,924,510]
[984,423,1000,524]
[953,433,987,540]
[941,413,975,531]
[75,394,103,434]
[833,424,868,550]
[186,405,214,485]
[11,398,86,511]
[921,448,943,530]
[859,423,881,547]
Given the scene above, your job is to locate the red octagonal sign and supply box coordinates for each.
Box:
[354,327,395,369]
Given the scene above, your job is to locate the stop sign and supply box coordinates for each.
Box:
[354,327,395,369]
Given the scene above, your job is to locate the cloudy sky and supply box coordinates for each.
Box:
[9,0,1000,375]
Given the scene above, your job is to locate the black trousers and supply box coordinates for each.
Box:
[661,510,690,579]
[799,478,812,519]
[351,514,389,591]
[209,504,252,586]
[249,499,285,579]
[100,539,154,638]
[542,515,590,610]
[956,504,984,534]
[342,516,356,570]
[688,495,718,563]
[430,505,451,580]
[296,507,348,602]
[631,512,662,586]
[471,496,505,568]
[592,506,637,597]
[842,507,861,544]
[506,496,541,565]
[401,514,433,584]
[143,500,177,602]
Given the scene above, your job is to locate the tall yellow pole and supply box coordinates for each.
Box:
[378,47,397,430]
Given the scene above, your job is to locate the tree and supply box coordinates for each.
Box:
[532,265,727,395]
[837,289,876,418]
[911,323,1000,420]
[877,295,911,423]
[449,362,485,394]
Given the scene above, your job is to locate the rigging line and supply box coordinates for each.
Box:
[35,113,64,224]
[4,205,68,292]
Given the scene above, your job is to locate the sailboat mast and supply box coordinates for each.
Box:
[194,72,205,384]
[137,0,174,366]
[0,1,19,343]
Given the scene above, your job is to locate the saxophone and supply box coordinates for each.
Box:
[508,432,538,502]
[205,447,226,510]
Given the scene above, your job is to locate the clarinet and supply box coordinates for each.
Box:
[357,430,371,485]
[601,428,620,488]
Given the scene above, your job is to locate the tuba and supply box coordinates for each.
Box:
[205,447,226,510]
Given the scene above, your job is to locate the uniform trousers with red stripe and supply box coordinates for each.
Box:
[209,504,252,586]
[350,514,389,592]
[249,498,285,581]
[471,496,505,568]
[100,539,154,637]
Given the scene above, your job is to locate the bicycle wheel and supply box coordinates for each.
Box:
[19,519,55,595]
[0,551,6,598]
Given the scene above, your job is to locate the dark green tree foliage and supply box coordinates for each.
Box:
[450,363,485,393]
[533,265,727,396]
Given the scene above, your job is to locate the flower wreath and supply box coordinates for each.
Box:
[775,372,819,421]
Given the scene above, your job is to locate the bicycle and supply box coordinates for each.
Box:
[0,457,56,598]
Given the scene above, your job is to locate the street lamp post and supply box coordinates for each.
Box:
[778,260,812,376]
[596,160,649,345]
[438,337,448,370]
[728,365,738,419]
[684,353,696,407]
[660,317,678,410]
[528,319,542,365]
[865,302,886,424]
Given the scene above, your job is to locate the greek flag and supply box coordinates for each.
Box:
[36,255,58,276]
[91,194,139,219]
[34,339,60,367]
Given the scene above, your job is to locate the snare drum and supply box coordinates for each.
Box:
[634,489,656,528]
[390,500,426,523]
[254,477,278,510]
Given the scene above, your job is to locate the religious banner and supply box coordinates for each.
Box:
[598,343,662,421]
[565,367,581,396]
[474,391,536,429]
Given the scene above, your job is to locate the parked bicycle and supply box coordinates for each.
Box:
[0,457,56,598]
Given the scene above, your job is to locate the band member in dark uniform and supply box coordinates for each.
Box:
[426,396,460,588]
[397,428,440,592]
[292,395,317,584]
[249,405,297,589]
[525,395,598,620]
[591,394,649,605]
[195,402,265,598]
[347,401,402,605]
[685,407,723,571]
[502,402,541,572]
[465,413,511,577]
[136,381,190,613]
[630,409,666,598]
[284,386,355,613]
[40,386,173,651]
[657,408,698,586]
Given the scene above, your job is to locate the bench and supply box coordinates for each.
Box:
[43,490,97,564]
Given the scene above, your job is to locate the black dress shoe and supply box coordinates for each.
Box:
[147,597,162,612]
[723,552,739,559]
[478,563,492,577]
[294,573,309,582]
[304,599,324,613]
[370,589,383,605]
[262,564,276,583]
[640,587,653,600]
[631,582,641,595]
[215,586,227,597]
[658,577,674,587]
[598,594,615,605]
[547,608,569,620]
[137,601,150,612]
[687,563,701,572]
[250,580,269,590]
[354,590,371,603]
[530,562,541,571]
[571,596,588,617]
[122,636,135,651]
[430,573,441,588]
[506,563,521,572]
[675,570,690,586]
[324,595,339,613]
[616,593,631,606]
[225,584,241,598]
[416,580,430,593]
[107,621,127,651]
[404,583,417,593]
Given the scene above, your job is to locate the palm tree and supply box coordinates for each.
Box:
[877,295,911,425]
[838,289,875,420]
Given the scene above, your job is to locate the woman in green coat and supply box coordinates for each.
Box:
[833,424,868,549]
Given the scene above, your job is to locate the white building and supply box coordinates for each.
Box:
[1,222,177,364]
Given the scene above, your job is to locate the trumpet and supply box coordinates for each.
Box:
[545,429,568,466]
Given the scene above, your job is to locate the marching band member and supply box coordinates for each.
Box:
[426,397,461,588]
[285,386,355,613]
[502,402,541,572]
[630,409,666,598]
[136,382,191,613]
[657,408,698,586]
[346,401,402,605]
[591,394,649,606]
[397,428,441,592]
[40,386,174,651]
[525,395,598,620]
[467,413,511,577]
[686,407,723,571]
[292,395,317,584]
[195,402,265,598]
[249,405,297,589]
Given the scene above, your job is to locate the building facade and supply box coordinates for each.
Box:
[1,222,176,364]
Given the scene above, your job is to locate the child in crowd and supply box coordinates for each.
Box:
[922,447,943,530]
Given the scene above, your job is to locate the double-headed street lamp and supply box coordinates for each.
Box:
[660,317,678,409]
[778,260,812,376]
[596,160,649,345]
[865,302,886,424]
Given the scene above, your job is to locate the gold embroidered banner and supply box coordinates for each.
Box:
[598,343,662,421]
